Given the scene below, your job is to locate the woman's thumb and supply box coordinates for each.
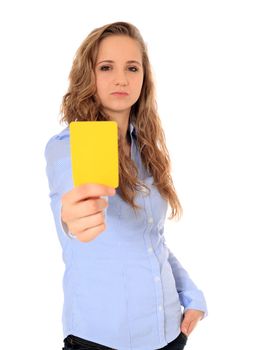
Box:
[180,314,190,335]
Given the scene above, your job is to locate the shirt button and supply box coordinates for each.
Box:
[142,188,149,196]
[158,305,163,311]
[154,276,160,282]
[148,217,153,224]
[147,247,153,253]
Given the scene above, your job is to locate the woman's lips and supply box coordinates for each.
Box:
[111,92,129,96]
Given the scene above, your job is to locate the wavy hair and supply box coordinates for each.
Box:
[59,21,182,221]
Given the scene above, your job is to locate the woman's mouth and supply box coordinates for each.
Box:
[111,92,129,96]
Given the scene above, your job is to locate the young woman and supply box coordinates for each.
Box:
[44,21,207,350]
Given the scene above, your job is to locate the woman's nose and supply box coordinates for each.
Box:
[114,70,128,85]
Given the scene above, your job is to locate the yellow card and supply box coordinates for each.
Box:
[69,121,119,188]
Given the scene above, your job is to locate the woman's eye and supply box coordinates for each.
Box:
[100,65,111,71]
[129,66,138,72]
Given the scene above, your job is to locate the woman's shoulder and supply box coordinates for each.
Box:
[44,126,70,163]
[48,126,69,142]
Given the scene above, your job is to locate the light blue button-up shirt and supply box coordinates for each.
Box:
[44,120,207,350]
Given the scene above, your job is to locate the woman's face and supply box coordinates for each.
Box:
[94,35,144,119]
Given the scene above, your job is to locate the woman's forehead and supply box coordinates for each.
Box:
[97,36,142,62]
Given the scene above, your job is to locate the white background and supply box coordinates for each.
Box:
[0,1,265,349]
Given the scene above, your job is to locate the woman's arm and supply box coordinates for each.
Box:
[44,132,75,244]
[167,247,208,318]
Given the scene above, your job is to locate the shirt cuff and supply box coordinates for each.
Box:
[59,201,76,239]
[179,290,208,319]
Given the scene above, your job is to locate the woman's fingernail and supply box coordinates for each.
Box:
[109,188,116,195]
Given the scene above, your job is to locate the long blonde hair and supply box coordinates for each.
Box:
[59,21,182,221]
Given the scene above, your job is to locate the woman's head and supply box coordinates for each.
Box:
[60,21,152,124]
[60,21,182,221]
[94,35,144,123]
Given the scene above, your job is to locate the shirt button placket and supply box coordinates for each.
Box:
[143,194,166,344]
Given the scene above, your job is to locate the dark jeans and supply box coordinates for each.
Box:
[62,332,188,350]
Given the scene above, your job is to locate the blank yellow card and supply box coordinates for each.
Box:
[69,121,119,188]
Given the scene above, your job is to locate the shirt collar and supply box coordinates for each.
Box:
[129,120,137,139]
[63,120,137,139]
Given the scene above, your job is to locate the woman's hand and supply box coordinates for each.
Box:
[61,183,116,242]
[180,309,205,337]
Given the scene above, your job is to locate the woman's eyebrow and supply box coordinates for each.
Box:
[96,60,142,66]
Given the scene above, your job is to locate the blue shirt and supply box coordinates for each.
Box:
[44,121,207,350]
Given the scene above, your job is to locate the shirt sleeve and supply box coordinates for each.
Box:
[167,246,208,318]
[44,133,77,243]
